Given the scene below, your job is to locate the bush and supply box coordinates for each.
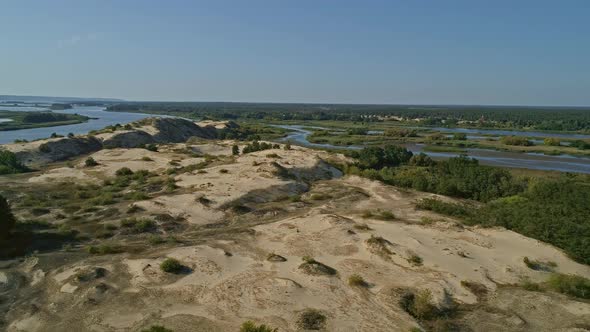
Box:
[400,289,437,320]
[232,145,240,155]
[500,136,532,146]
[240,321,278,332]
[296,309,326,330]
[85,157,98,167]
[453,133,467,140]
[144,144,158,152]
[0,194,16,239]
[116,167,134,176]
[544,137,561,146]
[160,258,183,273]
[141,156,153,161]
[0,150,29,174]
[242,140,274,154]
[407,252,423,266]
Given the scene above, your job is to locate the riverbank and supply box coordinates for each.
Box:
[274,124,590,174]
[0,110,90,131]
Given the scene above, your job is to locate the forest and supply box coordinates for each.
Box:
[106,102,590,132]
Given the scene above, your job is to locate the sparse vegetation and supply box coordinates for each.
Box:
[547,273,590,299]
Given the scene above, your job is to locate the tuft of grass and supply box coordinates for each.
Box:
[141,156,153,162]
[160,258,183,274]
[348,274,368,287]
[219,168,229,174]
[266,153,281,159]
[240,321,278,332]
[520,278,543,292]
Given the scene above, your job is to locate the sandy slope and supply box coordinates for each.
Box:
[3,143,590,332]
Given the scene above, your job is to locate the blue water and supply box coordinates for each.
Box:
[0,106,159,144]
[276,125,590,174]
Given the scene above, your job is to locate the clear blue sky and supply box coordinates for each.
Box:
[1,0,589,106]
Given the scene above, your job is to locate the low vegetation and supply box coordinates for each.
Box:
[160,258,183,273]
[240,321,278,332]
[296,309,327,330]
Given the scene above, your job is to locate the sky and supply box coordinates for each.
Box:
[1,0,589,106]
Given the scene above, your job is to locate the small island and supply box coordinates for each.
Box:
[0,110,89,131]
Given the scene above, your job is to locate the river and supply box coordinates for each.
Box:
[0,106,159,144]
[274,125,590,174]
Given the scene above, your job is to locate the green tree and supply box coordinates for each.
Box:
[0,194,16,239]
[232,145,240,155]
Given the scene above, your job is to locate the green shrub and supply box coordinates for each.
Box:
[240,321,278,332]
[141,156,153,161]
[0,150,29,174]
[232,145,240,155]
[85,157,98,167]
[116,167,134,176]
[160,258,183,273]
